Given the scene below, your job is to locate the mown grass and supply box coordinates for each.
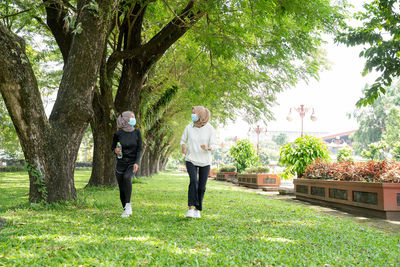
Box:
[0,170,399,266]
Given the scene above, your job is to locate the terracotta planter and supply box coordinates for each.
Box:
[237,173,281,189]
[216,172,236,181]
[294,178,400,220]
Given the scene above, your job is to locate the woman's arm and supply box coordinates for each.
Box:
[208,125,217,151]
[180,125,188,154]
[111,133,118,153]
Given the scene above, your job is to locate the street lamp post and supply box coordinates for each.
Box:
[287,104,317,137]
[248,125,267,155]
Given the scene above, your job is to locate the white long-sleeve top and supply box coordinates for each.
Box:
[180,122,217,167]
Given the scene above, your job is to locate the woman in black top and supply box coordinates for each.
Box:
[112,111,142,218]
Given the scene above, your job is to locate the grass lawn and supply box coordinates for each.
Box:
[0,170,399,266]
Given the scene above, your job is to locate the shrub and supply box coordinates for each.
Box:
[219,165,236,172]
[337,147,354,162]
[245,166,270,174]
[303,159,400,183]
[279,135,330,178]
[0,166,25,172]
[229,139,259,173]
[392,142,400,161]
[361,141,387,161]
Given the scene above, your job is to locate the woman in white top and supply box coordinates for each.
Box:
[181,106,217,218]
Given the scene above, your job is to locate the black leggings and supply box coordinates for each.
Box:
[116,164,134,208]
[186,161,210,211]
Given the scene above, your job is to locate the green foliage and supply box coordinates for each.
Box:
[136,0,348,160]
[259,140,280,162]
[77,126,94,163]
[337,0,400,106]
[229,139,259,173]
[1,171,400,265]
[279,135,330,178]
[165,153,183,170]
[392,142,400,161]
[258,151,270,166]
[245,166,270,174]
[24,160,47,201]
[382,107,400,147]
[272,133,289,146]
[219,165,236,173]
[0,97,22,158]
[0,165,25,172]
[350,82,400,154]
[336,147,354,162]
[361,141,387,161]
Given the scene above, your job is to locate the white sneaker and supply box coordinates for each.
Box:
[193,210,201,218]
[122,203,132,218]
[186,209,195,218]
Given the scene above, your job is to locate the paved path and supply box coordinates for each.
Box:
[212,179,400,234]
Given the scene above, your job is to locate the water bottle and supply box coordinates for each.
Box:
[116,142,122,159]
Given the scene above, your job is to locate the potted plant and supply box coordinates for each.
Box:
[294,159,400,220]
[229,139,259,174]
[279,135,331,179]
[216,165,237,182]
[237,166,281,189]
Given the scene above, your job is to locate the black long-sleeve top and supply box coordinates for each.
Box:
[111,129,142,166]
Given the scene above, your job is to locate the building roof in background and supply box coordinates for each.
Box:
[321,130,358,141]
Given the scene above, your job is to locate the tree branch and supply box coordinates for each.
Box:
[144,0,205,65]
[43,0,74,63]
[106,48,145,78]
[0,3,46,19]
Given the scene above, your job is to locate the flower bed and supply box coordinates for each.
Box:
[294,160,400,220]
[303,160,400,183]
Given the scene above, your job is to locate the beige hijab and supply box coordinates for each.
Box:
[117,111,135,132]
[192,106,210,128]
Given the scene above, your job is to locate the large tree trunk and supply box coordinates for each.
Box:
[0,1,113,202]
[137,146,150,177]
[86,92,117,187]
[115,59,147,116]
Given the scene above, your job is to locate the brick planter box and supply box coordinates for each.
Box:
[237,173,281,189]
[209,170,217,178]
[216,172,236,182]
[294,179,400,220]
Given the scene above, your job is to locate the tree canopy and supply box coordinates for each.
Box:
[337,0,400,106]
[350,81,400,154]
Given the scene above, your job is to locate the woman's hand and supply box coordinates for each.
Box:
[200,145,210,151]
[133,164,138,173]
[181,144,187,155]
[114,147,122,155]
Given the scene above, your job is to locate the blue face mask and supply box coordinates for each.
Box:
[191,114,199,122]
[128,118,136,127]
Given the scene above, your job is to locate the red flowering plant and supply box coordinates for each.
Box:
[303,160,400,183]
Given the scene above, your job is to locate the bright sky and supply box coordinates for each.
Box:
[219,0,377,140]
